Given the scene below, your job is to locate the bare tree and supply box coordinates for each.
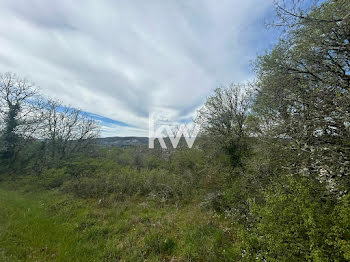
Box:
[0,72,100,171]
[0,72,44,160]
[42,99,100,163]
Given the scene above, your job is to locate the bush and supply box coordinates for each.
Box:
[329,194,350,260]
[61,166,196,202]
[39,168,70,189]
[63,158,121,178]
[238,177,349,261]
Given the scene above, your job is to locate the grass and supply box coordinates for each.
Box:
[0,187,240,261]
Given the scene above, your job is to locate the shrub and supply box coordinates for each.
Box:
[61,166,196,202]
[329,194,350,260]
[239,177,348,261]
[39,168,70,189]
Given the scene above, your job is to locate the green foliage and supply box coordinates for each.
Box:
[1,1,349,261]
[5,151,203,203]
[254,0,350,188]
[0,188,239,262]
[38,168,70,189]
[63,158,121,178]
[238,177,349,261]
[61,166,195,202]
[1,103,20,159]
[329,194,350,260]
[144,154,165,169]
[144,232,176,256]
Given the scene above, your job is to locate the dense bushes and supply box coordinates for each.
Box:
[63,151,204,202]
[61,167,195,201]
[233,177,350,261]
[10,148,207,203]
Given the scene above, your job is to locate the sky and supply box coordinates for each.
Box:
[0,0,278,137]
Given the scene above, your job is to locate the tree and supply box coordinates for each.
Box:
[41,99,100,164]
[196,83,254,167]
[0,72,100,169]
[0,72,44,161]
[254,0,350,192]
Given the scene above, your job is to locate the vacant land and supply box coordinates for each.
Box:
[0,0,349,261]
[0,187,240,261]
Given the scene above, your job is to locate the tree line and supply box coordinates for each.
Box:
[194,0,350,259]
[197,0,349,196]
[0,72,99,171]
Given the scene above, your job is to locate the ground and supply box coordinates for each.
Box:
[0,187,240,262]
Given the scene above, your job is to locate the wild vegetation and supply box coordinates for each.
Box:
[0,0,349,261]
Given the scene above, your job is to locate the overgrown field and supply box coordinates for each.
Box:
[0,185,240,262]
[1,0,350,260]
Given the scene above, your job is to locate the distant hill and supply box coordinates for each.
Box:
[94,136,148,147]
[94,136,202,149]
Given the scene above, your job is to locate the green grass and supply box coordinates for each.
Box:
[0,187,240,261]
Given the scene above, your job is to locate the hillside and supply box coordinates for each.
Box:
[94,136,149,147]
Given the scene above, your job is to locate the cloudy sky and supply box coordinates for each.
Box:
[0,0,277,137]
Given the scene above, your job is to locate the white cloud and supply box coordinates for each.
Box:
[0,0,275,136]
